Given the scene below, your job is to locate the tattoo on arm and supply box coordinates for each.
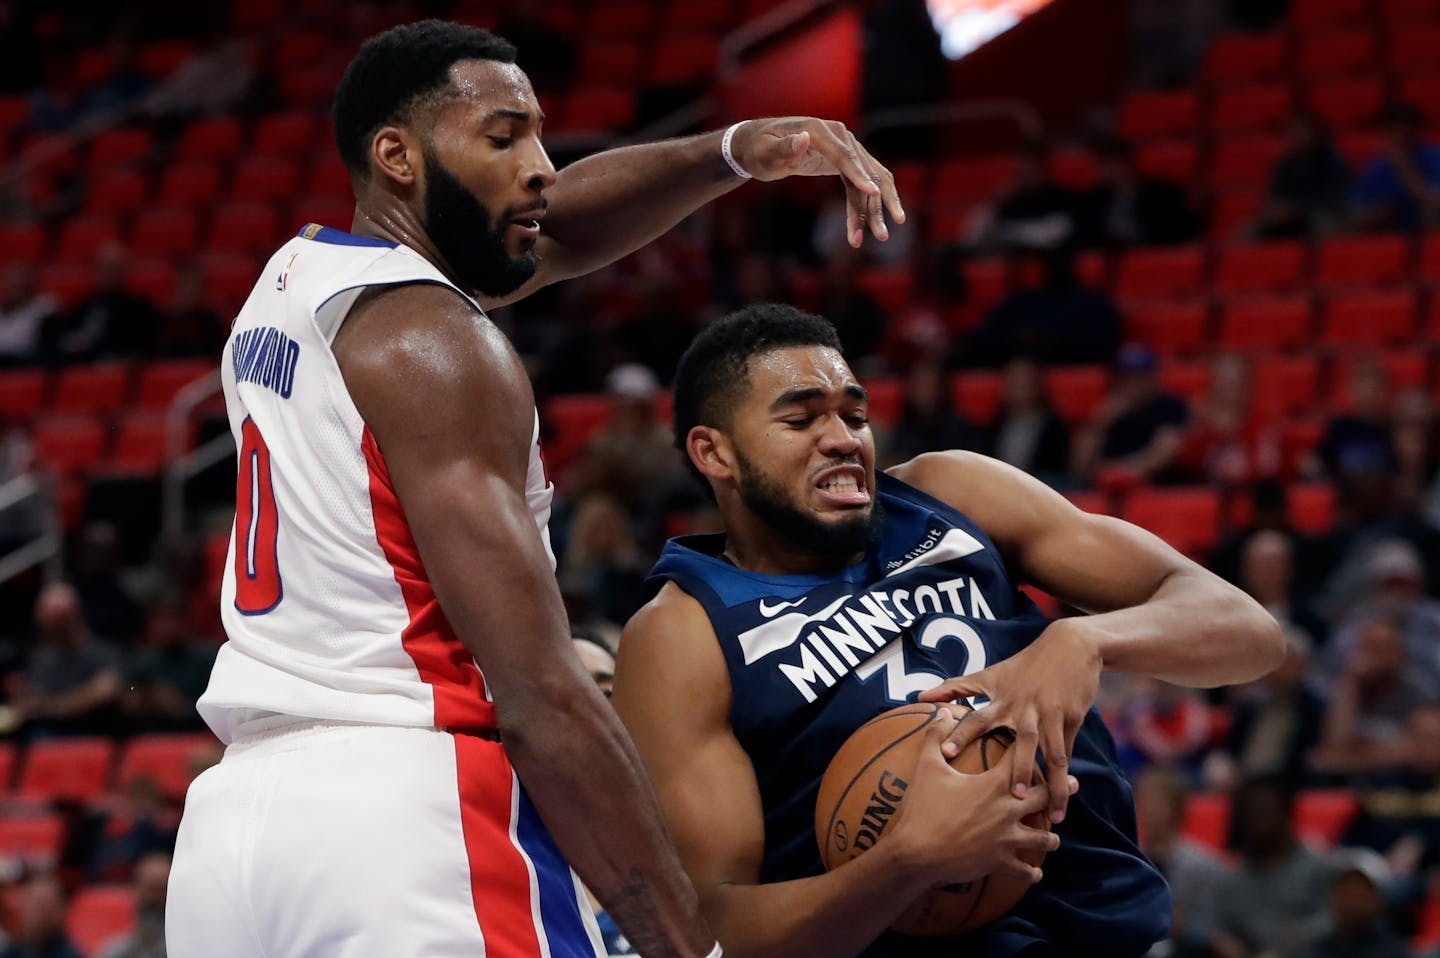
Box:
[604,869,687,958]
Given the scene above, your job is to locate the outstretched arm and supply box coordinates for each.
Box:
[482,117,903,308]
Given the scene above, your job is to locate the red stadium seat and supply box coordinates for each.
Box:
[0,815,65,863]
[951,371,1004,424]
[665,0,736,32]
[1400,74,1440,123]
[130,207,198,258]
[1291,0,1370,26]
[52,364,129,416]
[1158,361,1212,403]
[561,87,637,133]
[127,258,177,305]
[1120,91,1200,140]
[278,62,345,109]
[84,169,148,215]
[207,204,281,255]
[134,359,215,410]
[1315,234,1411,287]
[589,1,657,36]
[1337,130,1387,169]
[1203,33,1290,85]
[542,394,613,474]
[54,215,119,264]
[273,30,329,71]
[1320,289,1417,346]
[1044,366,1109,423]
[138,40,195,78]
[0,223,46,263]
[1123,487,1222,556]
[157,162,223,207]
[177,117,243,162]
[1218,297,1314,351]
[1288,482,1338,533]
[70,49,112,88]
[103,413,175,475]
[66,886,136,958]
[1211,189,1265,236]
[0,742,14,794]
[254,112,318,156]
[1212,136,1287,188]
[88,128,152,168]
[862,378,902,426]
[1306,77,1385,128]
[1124,300,1210,356]
[1214,241,1308,296]
[17,738,114,801]
[1180,791,1231,851]
[1380,0,1440,22]
[1419,232,1440,281]
[232,157,300,204]
[1296,28,1377,77]
[116,734,217,800]
[0,94,29,133]
[305,157,353,202]
[36,264,94,307]
[1388,24,1440,70]
[578,41,645,85]
[1252,355,1321,417]
[936,156,1017,206]
[1212,83,1293,134]
[651,33,722,84]
[1115,246,1206,302]
[856,267,913,312]
[1334,352,1430,405]
[962,258,1011,311]
[32,415,106,474]
[201,254,261,312]
[1050,148,1099,190]
[1136,140,1200,183]
[0,371,46,420]
[1294,788,1358,846]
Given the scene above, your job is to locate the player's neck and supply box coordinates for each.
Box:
[349,204,467,290]
[723,526,863,577]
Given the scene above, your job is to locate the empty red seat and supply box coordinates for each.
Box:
[272,30,329,71]
[1420,232,1440,280]
[36,264,94,307]
[134,359,216,410]
[177,117,243,162]
[1120,91,1200,139]
[1159,361,1212,403]
[130,207,198,258]
[1291,0,1370,26]
[201,254,262,312]
[1306,77,1385,128]
[52,364,129,415]
[1315,234,1411,287]
[1400,73,1440,123]
[116,733,217,800]
[0,371,46,420]
[207,204,281,255]
[862,378,902,426]
[541,394,613,474]
[1136,140,1200,183]
[1337,130,1387,169]
[935,156,1017,206]
[1215,241,1308,295]
[232,157,300,204]
[0,222,45,263]
[1289,482,1338,533]
[103,413,173,475]
[32,416,106,475]
[17,738,114,801]
[1124,300,1210,356]
[589,1,657,36]
[1203,33,1289,85]
[1212,136,1286,188]
[1296,28,1377,76]
[1181,791,1231,851]
[1392,25,1440,71]
[651,33,722,84]
[1123,487,1222,556]
[1219,297,1314,351]
[951,371,1004,424]
[1252,355,1322,416]
[306,157,353,201]
[963,258,1010,311]
[578,41,644,85]
[561,87,637,133]
[1115,246,1206,301]
[665,0,736,31]
[1334,352,1430,406]
[856,267,914,312]
[54,215,119,263]
[0,815,65,862]
[157,162,223,206]
[89,128,152,168]
[0,742,13,794]
[66,885,136,958]
[138,40,195,78]
[1380,0,1440,22]
[1044,366,1108,423]
[253,114,318,158]
[1212,83,1293,133]
[127,258,177,305]
[84,168,148,215]
[1321,289,1417,346]
[1294,788,1358,846]
[1211,189,1265,235]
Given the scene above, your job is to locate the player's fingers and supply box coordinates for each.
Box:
[865,185,889,242]
[917,675,984,704]
[938,704,982,759]
[815,123,881,197]
[1009,719,1040,799]
[1013,820,1063,854]
[1040,713,1071,823]
[994,858,1044,885]
[854,140,905,224]
[844,180,865,249]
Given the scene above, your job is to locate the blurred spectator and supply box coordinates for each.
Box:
[1311,610,1440,785]
[1078,137,1204,248]
[1235,530,1326,644]
[1117,678,1214,781]
[497,1,575,94]
[878,245,968,371]
[1340,704,1440,872]
[79,37,154,118]
[99,852,169,958]
[573,634,615,699]
[1251,113,1352,239]
[1316,361,1397,489]
[1299,852,1410,958]
[122,596,217,733]
[144,39,257,123]
[1207,628,1325,791]
[956,248,1121,368]
[712,251,793,316]
[88,778,175,884]
[1211,775,1336,958]
[966,141,1081,254]
[1135,766,1231,957]
[0,414,38,552]
[1320,539,1440,692]
[815,247,887,368]
[1391,387,1440,512]
[42,243,157,364]
[559,494,649,629]
[1074,344,1190,485]
[0,875,83,958]
[983,358,1071,486]
[71,522,143,646]
[0,264,57,367]
[6,582,122,738]
[567,363,684,526]
[152,264,225,359]
[1353,103,1440,232]
[1179,355,1285,489]
[880,361,979,467]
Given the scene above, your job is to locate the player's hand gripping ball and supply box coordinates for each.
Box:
[814,703,1048,936]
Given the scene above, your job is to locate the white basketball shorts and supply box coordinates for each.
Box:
[167,722,605,957]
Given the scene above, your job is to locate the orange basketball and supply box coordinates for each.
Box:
[814,702,1048,936]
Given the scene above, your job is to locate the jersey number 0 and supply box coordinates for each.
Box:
[234,417,283,614]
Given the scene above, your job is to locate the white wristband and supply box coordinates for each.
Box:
[703,944,724,958]
[720,122,752,179]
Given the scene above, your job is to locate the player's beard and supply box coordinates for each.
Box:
[734,449,884,557]
[421,148,538,297]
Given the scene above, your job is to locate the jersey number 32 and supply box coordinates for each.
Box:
[234,417,283,614]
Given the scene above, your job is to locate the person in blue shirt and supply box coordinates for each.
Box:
[1353,102,1440,232]
[612,304,1284,958]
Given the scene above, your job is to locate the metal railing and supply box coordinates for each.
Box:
[0,473,61,585]
[162,369,230,542]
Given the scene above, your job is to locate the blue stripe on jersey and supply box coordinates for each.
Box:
[298,224,398,248]
[515,788,599,958]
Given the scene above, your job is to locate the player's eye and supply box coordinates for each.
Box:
[488,136,513,149]
[783,416,815,429]
[845,414,870,428]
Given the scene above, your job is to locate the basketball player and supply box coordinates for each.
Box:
[166,20,901,958]
[612,305,1285,958]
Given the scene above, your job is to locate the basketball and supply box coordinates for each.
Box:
[814,702,1048,936]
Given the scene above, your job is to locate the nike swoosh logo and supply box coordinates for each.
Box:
[758,597,806,617]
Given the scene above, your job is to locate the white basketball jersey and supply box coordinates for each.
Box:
[197,224,555,744]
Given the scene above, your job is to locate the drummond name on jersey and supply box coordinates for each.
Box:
[232,326,301,399]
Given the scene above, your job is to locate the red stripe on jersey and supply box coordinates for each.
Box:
[363,427,495,729]
[456,734,546,957]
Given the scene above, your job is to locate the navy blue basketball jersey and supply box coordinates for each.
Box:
[647,473,1171,957]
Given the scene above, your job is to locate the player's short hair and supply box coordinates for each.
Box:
[333,19,517,176]
[672,303,843,489]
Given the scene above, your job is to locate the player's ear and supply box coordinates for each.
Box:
[371,125,420,187]
[688,425,736,484]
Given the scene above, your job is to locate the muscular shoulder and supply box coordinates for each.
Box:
[617,582,730,720]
